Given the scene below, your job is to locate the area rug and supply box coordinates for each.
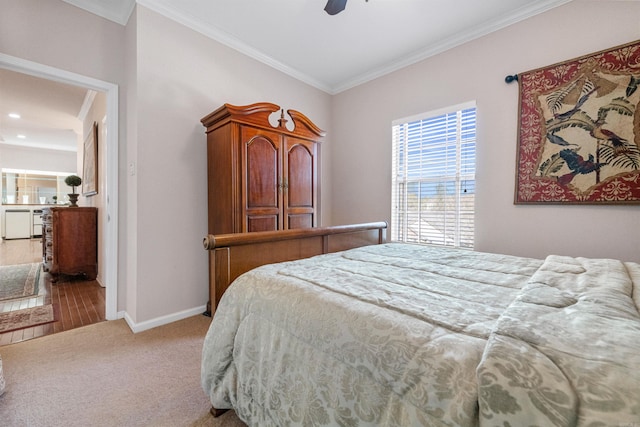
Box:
[0,263,41,301]
[0,304,54,333]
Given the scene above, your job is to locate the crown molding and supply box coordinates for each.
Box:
[64,0,572,94]
[332,0,574,93]
[135,0,333,93]
[61,0,135,25]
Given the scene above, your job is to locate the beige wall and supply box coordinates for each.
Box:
[0,145,76,173]
[124,5,139,323]
[331,0,640,263]
[129,6,332,322]
[0,0,125,85]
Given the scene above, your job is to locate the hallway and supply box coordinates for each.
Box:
[0,238,105,346]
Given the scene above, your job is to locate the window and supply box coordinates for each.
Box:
[391,102,476,248]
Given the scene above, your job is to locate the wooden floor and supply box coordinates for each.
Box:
[0,237,105,346]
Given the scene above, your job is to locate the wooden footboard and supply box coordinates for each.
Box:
[202,222,387,316]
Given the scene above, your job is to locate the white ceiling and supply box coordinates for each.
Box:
[0,68,89,153]
[2,0,575,154]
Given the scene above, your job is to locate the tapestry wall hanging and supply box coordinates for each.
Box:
[514,39,640,204]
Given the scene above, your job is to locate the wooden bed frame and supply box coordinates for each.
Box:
[202,221,388,317]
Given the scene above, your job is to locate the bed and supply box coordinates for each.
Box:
[201,223,640,426]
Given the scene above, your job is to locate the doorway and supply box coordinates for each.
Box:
[0,53,118,323]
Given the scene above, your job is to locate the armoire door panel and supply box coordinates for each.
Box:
[287,143,314,208]
[287,214,313,230]
[248,215,279,232]
[243,129,281,210]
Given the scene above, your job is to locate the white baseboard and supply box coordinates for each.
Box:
[122,305,208,333]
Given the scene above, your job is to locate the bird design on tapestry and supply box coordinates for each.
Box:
[547,133,576,147]
[553,86,597,121]
[540,70,640,188]
[556,149,603,185]
[590,112,630,156]
[627,75,640,98]
[550,72,616,121]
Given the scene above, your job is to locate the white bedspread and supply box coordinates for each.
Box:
[0,355,5,397]
[477,255,640,425]
[201,243,640,426]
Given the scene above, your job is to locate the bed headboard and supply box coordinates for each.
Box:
[202,222,388,316]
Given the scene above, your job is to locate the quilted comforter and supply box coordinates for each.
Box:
[201,243,640,426]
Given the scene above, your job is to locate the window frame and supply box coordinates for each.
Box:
[391,101,476,248]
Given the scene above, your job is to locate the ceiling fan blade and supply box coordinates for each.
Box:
[324,0,347,15]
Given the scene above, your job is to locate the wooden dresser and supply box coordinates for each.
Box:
[201,102,325,234]
[42,207,98,281]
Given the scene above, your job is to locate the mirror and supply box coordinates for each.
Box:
[2,169,75,205]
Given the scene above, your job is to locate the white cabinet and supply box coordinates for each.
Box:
[4,209,31,239]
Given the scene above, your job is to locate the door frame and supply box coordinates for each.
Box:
[0,53,119,320]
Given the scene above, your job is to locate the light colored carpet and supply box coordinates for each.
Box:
[0,263,41,301]
[0,304,54,333]
[0,315,247,427]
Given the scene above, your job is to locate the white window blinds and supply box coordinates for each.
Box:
[391,103,476,248]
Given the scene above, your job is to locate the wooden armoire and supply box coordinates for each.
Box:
[201,102,325,235]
